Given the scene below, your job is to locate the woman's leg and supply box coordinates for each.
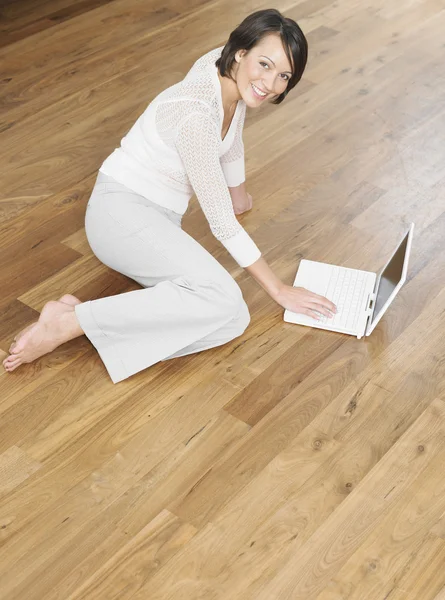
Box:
[73,176,250,383]
[4,175,250,383]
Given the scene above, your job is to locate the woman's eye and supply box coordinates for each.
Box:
[260,62,269,68]
[281,74,290,81]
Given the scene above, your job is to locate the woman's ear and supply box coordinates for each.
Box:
[235,49,247,63]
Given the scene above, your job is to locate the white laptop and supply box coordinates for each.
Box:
[284,223,414,339]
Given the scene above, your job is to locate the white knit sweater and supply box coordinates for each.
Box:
[99,47,261,268]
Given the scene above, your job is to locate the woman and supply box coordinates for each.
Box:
[3,9,336,383]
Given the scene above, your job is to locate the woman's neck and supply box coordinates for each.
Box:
[217,70,241,115]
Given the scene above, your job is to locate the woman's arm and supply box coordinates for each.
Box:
[175,112,334,317]
[229,182,253,215]
[175,112,261,267]
[245,255,337,320]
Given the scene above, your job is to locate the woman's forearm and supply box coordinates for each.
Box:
[228,186,283,300]
[245,255,337,319]
[244,255,284,301]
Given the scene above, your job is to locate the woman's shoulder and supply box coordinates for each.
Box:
[186,46,224,76]
[155,47,223,119]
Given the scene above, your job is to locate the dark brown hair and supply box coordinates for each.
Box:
[215,9,308,104]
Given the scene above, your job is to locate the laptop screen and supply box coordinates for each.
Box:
[372,231,410,318]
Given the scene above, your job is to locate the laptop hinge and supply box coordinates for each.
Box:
[363,292,376,336]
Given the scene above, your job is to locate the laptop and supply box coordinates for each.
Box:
[283,223,414,339]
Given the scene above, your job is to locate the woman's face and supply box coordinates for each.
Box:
[233,33,293,107]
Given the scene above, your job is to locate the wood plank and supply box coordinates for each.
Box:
[124,398,445,599]
[315,451,445,599]
[0,446,42,496]
[0,0,117,48]
[0,402,249,598]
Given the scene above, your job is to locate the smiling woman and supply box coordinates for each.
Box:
[217,33,294,111]
[216,8,308,105]
[3,8,336,385]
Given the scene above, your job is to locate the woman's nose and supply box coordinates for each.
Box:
[262,77,274,93]
[263,74,280,93]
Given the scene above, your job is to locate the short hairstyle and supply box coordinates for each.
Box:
[215,9,308,105]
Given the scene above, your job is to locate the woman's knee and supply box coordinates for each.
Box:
[211,278,245,314]
[219,281,250,335]
[235,298,251,334]
[184,275,250,329]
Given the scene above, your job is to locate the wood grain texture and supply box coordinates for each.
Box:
[1,0,445,598]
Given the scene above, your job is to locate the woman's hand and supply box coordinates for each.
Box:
[233,192,253,215]
[274,284,337,320]
[228,182,253,215]
[244,257,337,320]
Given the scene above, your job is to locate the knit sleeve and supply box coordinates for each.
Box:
[175,111,261,268]
[220,102,246,187]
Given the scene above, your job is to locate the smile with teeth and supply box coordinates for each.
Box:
[251,83,267,98]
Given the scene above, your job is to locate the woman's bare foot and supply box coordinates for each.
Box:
[2,297,84,373]
[7,295,82,354]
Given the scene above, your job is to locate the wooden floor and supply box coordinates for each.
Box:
[1,0,445,598]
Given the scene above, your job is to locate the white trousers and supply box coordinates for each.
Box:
[74,172,251,383]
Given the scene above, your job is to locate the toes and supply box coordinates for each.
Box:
[8,325,36,355]
[5,361,21,372]
[9,342,24,355]
[9,341,21,354]
[4,354,21,366]
[3,356,22,371]
[9,324,36,351]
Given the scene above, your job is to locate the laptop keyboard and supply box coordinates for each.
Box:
[317,266,369,331]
